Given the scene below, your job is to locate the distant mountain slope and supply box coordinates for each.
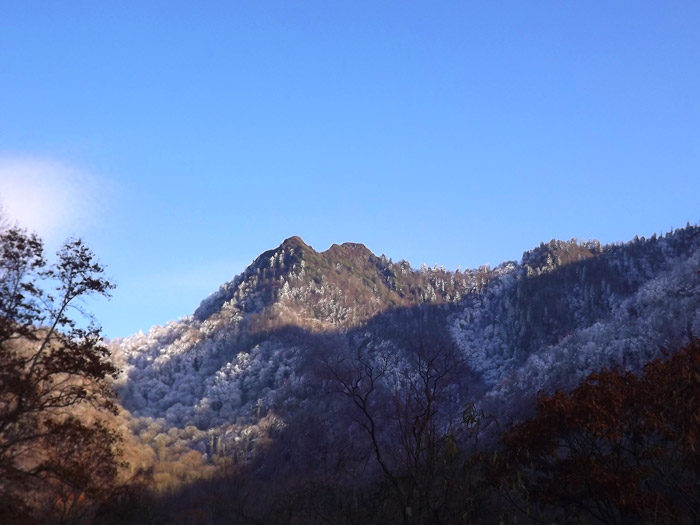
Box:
[113,235,506,427]
[113,226,700,452]
[451,229,700,422]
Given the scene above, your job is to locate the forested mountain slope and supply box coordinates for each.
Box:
[113,225,700,457]
[452,229,700,423]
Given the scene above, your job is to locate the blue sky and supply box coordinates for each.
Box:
[1,2,699,338]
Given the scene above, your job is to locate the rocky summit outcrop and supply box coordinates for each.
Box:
[192,235,508,333]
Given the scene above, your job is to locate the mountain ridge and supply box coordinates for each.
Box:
[193,234,512,330]
[113,225,700,450]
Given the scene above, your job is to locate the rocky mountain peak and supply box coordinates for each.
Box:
[193,235,502,328]
[324,241,372,257]
[282,235,306,245]
[280,235,311,252]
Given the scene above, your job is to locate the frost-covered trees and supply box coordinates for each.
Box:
[451,226,700,423]
[114,224,700,500]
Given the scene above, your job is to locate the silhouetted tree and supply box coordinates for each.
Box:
[0,227,122,523]
[326,338,481,524]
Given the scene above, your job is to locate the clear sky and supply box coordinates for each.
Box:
[1,2,699,339]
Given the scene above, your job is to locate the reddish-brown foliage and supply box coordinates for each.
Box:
[498,339,700,523]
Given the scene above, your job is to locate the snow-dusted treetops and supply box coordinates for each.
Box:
[112,226,700,456]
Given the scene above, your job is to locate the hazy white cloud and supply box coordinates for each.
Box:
[0,156,111,247]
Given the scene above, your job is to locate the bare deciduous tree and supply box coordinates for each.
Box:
[326,336,482,524]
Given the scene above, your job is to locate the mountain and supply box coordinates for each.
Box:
[191,234,507,329]
[112,225,700,461]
